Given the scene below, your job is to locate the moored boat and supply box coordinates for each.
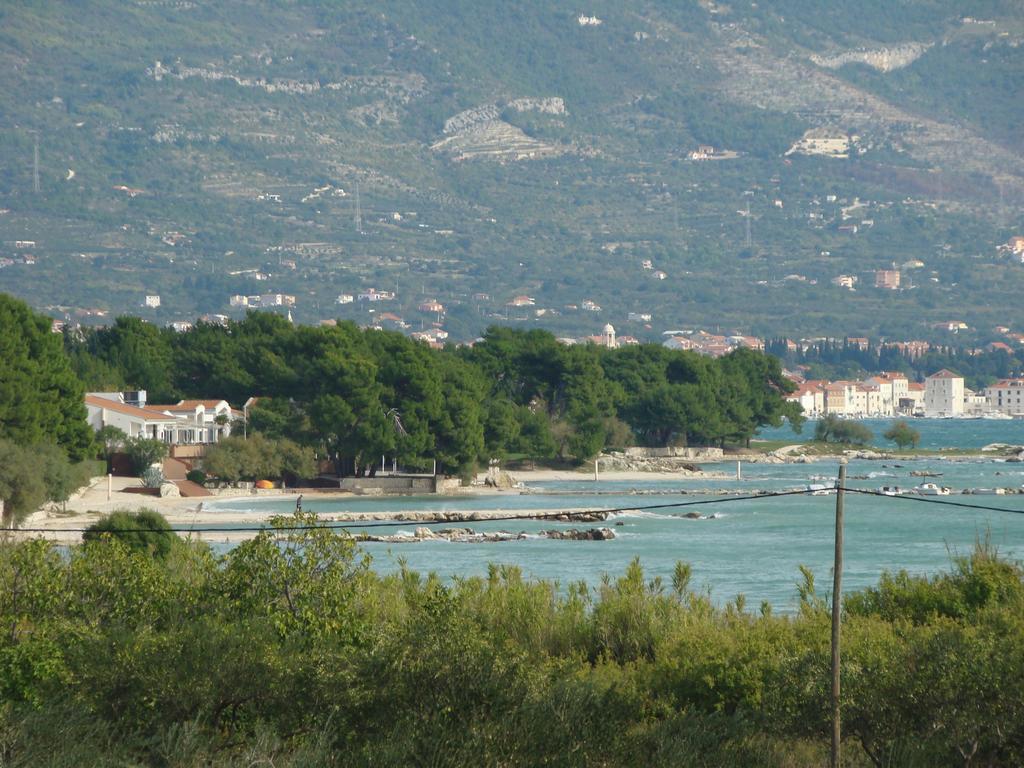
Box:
[915,482,951,496]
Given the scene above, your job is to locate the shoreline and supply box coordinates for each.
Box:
[12,450,1021,544]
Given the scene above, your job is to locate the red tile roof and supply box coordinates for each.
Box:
[85,395,179,422]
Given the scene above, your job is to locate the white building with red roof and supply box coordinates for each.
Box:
[984,379,1024,416]
[86,393,239,445]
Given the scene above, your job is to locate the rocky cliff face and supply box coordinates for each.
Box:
[810,43,933,73]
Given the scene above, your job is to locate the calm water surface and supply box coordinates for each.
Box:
[206,450,1024,613]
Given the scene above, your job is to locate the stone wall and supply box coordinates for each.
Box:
[622,446,724,460]
[339,475,439,494]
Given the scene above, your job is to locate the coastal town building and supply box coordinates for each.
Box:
[866,372,910,415]
[790,382,825,416]
[900,382,926,415]
[964,389,988,417]
[143,295,161,308]
[984,379,1024,416]
[924,369,965,418]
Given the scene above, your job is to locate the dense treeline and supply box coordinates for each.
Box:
[0,293,798,522]
[65,311,802,476]
[766,337,1024,391]
[1,514,1022,766]
[0,295,96,526]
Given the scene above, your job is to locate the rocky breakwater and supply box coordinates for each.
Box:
[598,449,723,474]
[328,509,609,523]
[355,526,615,543]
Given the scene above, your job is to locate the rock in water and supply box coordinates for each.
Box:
[541,527,616,540]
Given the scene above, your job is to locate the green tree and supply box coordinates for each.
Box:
[123,436,169,475]
[83,509,179,559]
[36,442,88,513]
[94,425,127,470]
[0,440,48,527]
[203,434,315,483]
[814,415,873,445]
[883,420,920,450]
[222,511,369,640]
[85,317,179,402]
[0,294,93,460]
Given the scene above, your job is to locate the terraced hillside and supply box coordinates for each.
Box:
[0,0,1021,342]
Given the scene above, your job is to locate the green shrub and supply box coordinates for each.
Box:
[82,508,178,559]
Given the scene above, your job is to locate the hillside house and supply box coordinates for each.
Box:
[874,270,900,289]
[144,295,161,308]
[507,295,535,307]
[254,293,296,308]
[376,312,409,329]
[831,275,857,289]
[358,289,395,302]
[418,299,444,314]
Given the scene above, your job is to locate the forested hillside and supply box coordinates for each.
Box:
[0,0,1022,340]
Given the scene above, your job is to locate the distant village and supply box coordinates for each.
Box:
[787,370,1024,420]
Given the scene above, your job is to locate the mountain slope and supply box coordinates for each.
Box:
[0,0,1021,342]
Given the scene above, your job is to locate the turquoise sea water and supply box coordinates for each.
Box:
[205,448,1024,613]
[757,417,1024,450]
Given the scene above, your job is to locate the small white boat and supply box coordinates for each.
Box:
[915,482,951,496]
[807,482,836,496]
[982,412,1013,420]
[966,488,1006,495]
[877,486,906,496]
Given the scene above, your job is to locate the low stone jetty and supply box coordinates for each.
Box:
[327,509,609,523]
[354,526,616,544]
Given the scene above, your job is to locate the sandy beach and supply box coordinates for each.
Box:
[14,447,1009,544]
[12,467,720,544]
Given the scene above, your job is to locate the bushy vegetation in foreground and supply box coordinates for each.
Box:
[2,514,1023,767]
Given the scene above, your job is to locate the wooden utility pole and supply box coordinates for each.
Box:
[831,459,847,768]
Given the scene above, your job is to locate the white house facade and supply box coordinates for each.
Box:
[924,370,965,418]
[985,379,1024,416]
[86,393,238,444]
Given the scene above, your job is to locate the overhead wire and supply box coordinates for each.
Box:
[842,487,1024,515]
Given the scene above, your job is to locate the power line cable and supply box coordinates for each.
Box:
[842,487,1024,515]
